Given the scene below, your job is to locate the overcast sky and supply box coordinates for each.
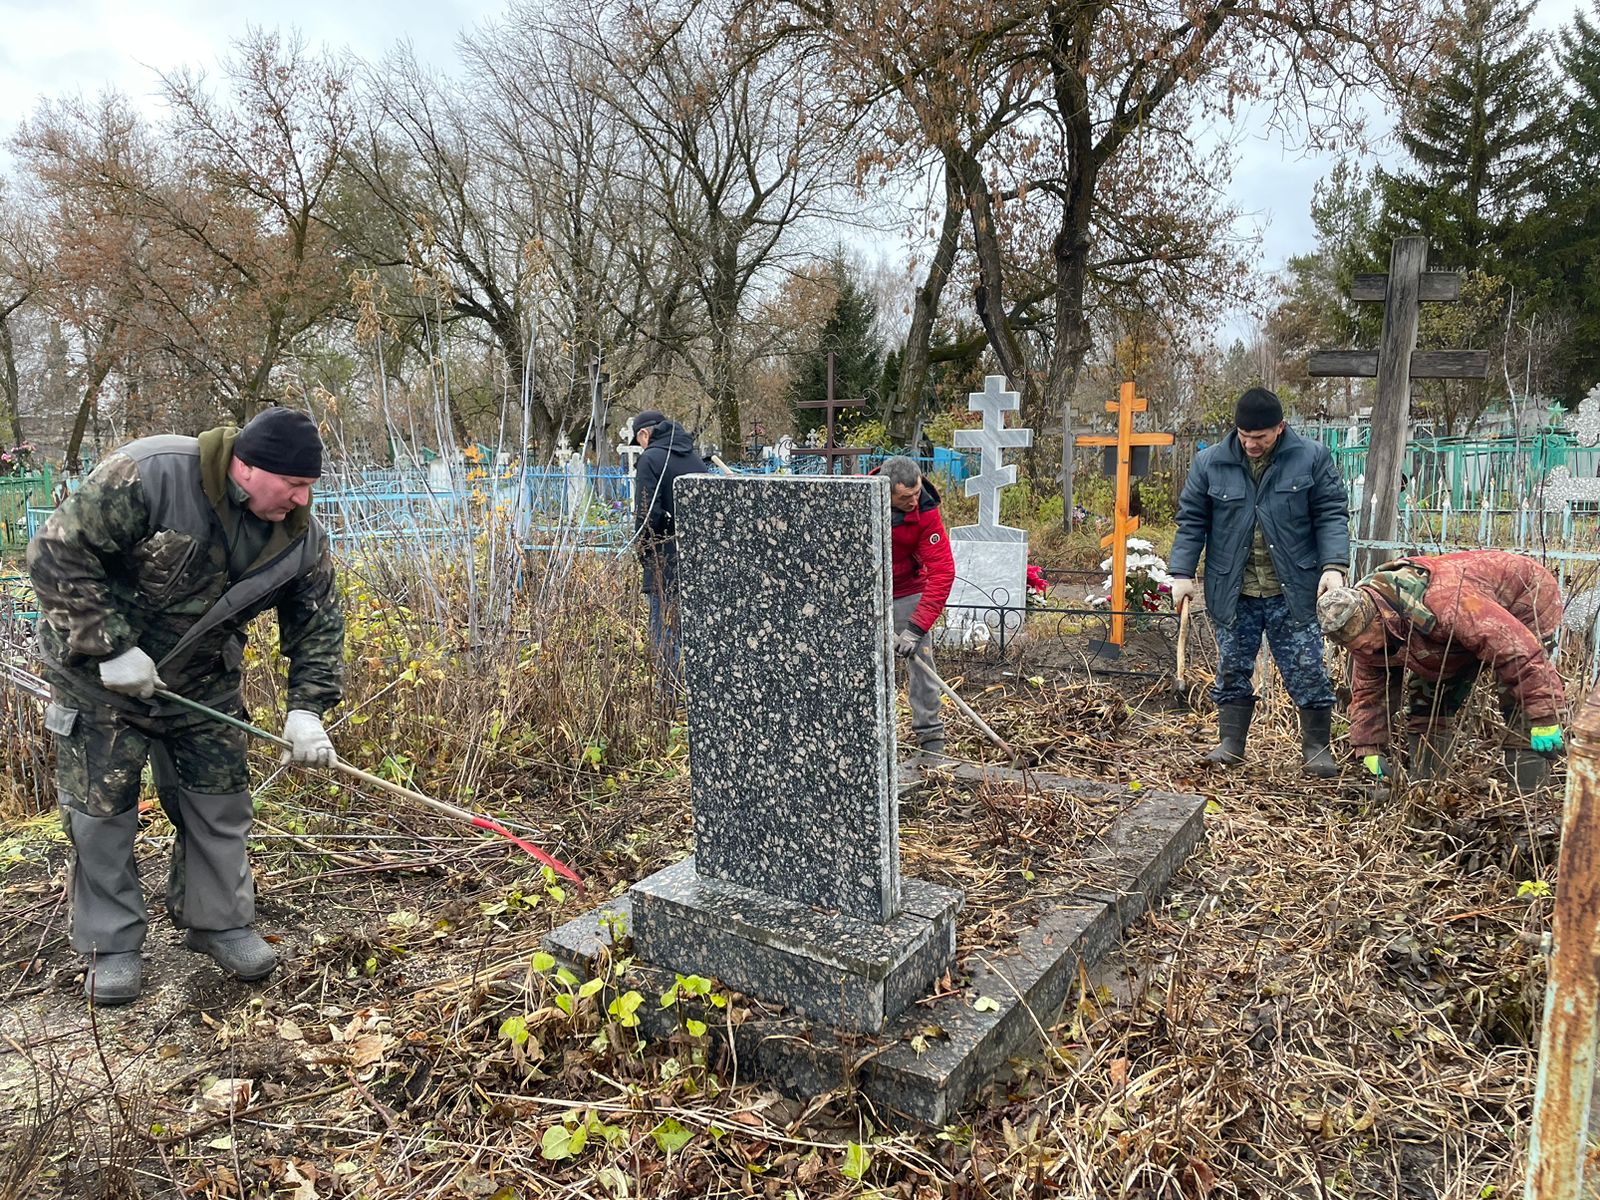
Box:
[0,0,1586,340]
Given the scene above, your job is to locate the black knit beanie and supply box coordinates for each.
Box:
[1234,387,1284,432]
[234,408,323,478]
[632,410,666,442]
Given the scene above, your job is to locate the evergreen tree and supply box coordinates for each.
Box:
[784,254,883,437]
[1267,159,1382,411]
[1375,0,1559,279]
[1537,3,1600,399]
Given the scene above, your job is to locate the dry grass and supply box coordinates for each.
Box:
[0,535,1574,1198]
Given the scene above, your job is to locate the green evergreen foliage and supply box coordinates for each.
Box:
[1375,0,1559,280]
[1537,3,1600,399]
[784,255,884,435]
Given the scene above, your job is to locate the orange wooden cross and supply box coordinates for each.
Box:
[1075,381,1174,647]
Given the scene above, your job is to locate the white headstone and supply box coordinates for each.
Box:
[942,376,1034,645]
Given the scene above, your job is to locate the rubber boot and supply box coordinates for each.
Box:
[1405,729,1455,782]
[1298,706,1338,778]
[185,927,277,980]
[83,952,143,1004]
[1505,749,1552,795]
[1205,702,1254,764]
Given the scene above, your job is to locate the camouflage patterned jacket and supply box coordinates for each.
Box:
[1346,551,1564,752]
[27,428,343,716]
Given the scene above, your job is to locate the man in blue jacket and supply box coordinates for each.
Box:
[632,410,708,698]
[1168,388,1350,775]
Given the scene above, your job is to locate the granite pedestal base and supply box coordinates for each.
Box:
[628,856,961,1034]
[547,773,1206,1126]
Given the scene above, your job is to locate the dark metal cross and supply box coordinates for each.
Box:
[793,352,870,475]
[1309,235,1489,576]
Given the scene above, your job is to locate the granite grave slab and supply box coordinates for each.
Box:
[568,474,961,1034]
[548,770,1206,1125]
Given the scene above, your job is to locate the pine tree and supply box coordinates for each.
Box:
[1375,0,1559,278]
[1538,3,1600,399]
[784,255,884,436]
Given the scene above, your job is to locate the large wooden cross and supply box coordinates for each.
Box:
[793,352,870,475]
[1076,381,1174,649]
[1309,236,1489,575]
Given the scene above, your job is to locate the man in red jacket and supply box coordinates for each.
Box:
[878,456,956,757]
[1317,550,1566,791]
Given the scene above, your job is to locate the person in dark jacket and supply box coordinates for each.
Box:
[1168,388,1350,774]
[1318,550,1565,792]
[876,455,956,757]
[632,410,708,696]
[28,407,344,1003]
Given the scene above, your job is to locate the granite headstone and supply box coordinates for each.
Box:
[622,474,962,1033]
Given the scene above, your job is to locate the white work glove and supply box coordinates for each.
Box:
[1170,578,1197,610]
[281,709,336,768]
[99,647,165,699]
[894,627,925,658]
[1317,568,1346,598]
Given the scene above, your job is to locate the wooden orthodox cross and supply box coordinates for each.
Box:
[1309,236,1489,575]
[1075,381,1173,649]
[793,352,870,475]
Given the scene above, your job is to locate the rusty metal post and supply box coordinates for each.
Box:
[1526,685,1600,1199]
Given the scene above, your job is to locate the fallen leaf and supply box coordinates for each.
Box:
[283,1160,320,1200]
[201,1078,253,1114]
[278,1020,305,1042]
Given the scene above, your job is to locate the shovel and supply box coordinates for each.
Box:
[1174,598,1193,706]
[153,688,584,891]
[906,655,1024,766]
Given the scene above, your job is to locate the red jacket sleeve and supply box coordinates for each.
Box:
[1347,651,1400,753]
[1437,592,1565,724]
[909,508,956,634]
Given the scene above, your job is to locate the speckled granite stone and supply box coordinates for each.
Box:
[673,474,900,923]
[545,778,1209,1125]
[630,857,961,1033]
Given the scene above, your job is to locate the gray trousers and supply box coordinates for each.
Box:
[893,594,945,749]
[49,695,255,955]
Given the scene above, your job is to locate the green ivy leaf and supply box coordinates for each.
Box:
[499,1015,530,1046]
[540,1124,576,1160]
[651,1117,693,1154]
[973,996,1001,1013]
[685,1017,707,1037]
[531,951,556,973]
[842,1141,872,1181]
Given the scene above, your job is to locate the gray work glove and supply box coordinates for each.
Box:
[1170,578,1197,609]
[894,627,925,658]
[281,709,336,768]
[1317,568,1346,598]
[99,647,165,699]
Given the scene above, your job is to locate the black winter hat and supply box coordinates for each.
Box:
[1234,387,1284,432]
[632,410,666,442]
[234,407,323,478]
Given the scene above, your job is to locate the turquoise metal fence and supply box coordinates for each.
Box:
[0,470,52,549]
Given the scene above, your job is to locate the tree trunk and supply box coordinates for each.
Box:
[0,315,20,445]
[1047,149,1100,528]
[892,160,964,447]
[951,148,1029,391]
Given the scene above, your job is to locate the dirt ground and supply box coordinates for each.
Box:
[0,669,1569,1199]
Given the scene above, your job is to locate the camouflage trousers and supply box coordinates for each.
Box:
[1211,593,1336,709]
[48,691,254,954]
[1403,636,1559,745]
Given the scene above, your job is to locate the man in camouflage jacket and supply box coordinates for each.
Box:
[28,408,344,1002]
[1316,550,1565,792]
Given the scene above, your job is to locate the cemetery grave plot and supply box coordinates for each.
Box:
[0,661,1554,1197]
[898,767,1141,948]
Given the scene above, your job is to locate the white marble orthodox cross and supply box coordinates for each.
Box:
[952,375,1033,542]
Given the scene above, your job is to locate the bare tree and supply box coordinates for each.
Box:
[551,0,863,450]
